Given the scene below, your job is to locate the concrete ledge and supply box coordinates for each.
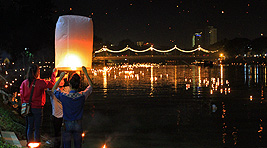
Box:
[1,131,22,147]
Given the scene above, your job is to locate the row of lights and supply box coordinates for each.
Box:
[95,45,218,54]
[3,61,55,89]
[232,63,266,66]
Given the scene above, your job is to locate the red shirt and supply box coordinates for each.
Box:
[20,72,56,108]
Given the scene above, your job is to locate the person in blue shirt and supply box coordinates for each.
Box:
[52,66,93,148]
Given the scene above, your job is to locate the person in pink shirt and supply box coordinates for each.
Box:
[20,64,57,144]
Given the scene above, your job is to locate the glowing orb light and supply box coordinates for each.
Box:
[55,15,93,70]
[28,142,40,148]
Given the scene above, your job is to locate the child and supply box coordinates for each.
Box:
[48,76,67,148]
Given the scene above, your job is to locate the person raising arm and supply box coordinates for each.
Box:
[52,66,93,148]
[20,64,57,144]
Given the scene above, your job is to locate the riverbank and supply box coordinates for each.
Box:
[0,96,52,147]
[0,98,25,147]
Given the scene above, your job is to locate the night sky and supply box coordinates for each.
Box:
[45,0,267,48]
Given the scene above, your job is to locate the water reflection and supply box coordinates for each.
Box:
[222,101,227,144]
[244,64,247,83]
[258,118,263,142]
[248,65,252,86]
[91,64,234,99]
[84,64,267,147]
[244,64,267,86]
[265,67,266,86]
[103,67,108,97]
[220,64,224,85]
[255,65,258,83]
[198,66,201,87]
[175,66,177,92]
[150,65,154,96]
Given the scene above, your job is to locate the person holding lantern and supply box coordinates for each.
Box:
[20,64,57,144]
[47,76,68,148]
[52,66,93,148]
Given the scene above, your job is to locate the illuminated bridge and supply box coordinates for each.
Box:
[93,45,221,64]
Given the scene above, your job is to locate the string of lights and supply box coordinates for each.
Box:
[95,45,218,54]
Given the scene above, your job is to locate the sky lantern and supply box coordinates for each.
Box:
[55,15,93,71]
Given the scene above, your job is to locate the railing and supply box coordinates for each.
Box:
[95,45,218,54]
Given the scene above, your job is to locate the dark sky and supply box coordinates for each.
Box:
[53,0,267,48]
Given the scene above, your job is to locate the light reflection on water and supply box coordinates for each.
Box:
[90,64,231,98]
[83,64,267,148]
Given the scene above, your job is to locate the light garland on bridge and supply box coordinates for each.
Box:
[95,45,218,54]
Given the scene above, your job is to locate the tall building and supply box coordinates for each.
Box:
[204,26,217,46]
[192,26,217,48]
[192,32,203,48]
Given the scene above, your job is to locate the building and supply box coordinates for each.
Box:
[204,26,217,46]
[192,32,203,48]
[192,26,217,48]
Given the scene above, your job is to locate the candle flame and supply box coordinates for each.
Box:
[103,144,106,148]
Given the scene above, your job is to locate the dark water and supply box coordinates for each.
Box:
[54,64,267,148]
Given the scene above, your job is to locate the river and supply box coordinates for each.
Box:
[46,63,267,148]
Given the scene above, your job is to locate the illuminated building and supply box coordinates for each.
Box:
[192,26,217,48]
[204,26,217,46]
[192,32,203,48]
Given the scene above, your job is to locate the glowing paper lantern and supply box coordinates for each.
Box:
[55,15,93,70]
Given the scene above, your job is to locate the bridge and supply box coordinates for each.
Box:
[93,45,221,65]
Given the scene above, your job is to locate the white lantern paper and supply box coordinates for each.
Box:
[55,15,93,70]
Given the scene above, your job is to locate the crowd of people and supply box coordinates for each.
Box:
[20,64,93,148]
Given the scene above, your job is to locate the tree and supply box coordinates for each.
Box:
[0,0,55,61]
[117,39,136,49]
[224,38,251,57]
[93,35,103,51]
[251,37,267,54]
